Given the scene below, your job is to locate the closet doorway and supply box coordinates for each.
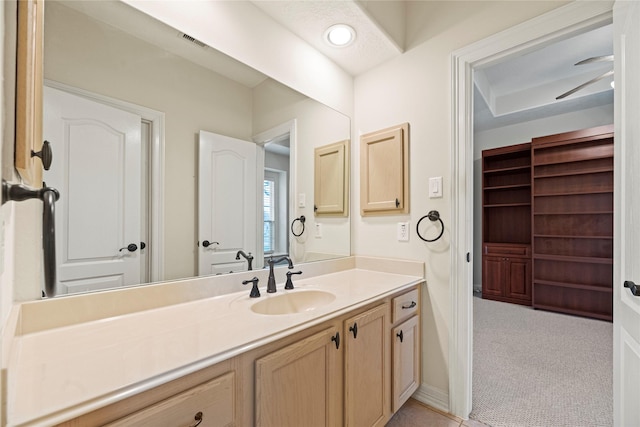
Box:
[449,1,615,420]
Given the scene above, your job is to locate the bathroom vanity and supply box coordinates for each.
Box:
[5,257,423,426]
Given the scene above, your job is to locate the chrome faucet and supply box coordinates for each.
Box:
[235,250,254,270]
[266,256,294,293]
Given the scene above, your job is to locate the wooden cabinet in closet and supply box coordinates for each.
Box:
[531,124,614,321]
[481,142,532,305]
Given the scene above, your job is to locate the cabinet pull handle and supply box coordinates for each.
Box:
[397,330,404,343]
[395,198,400,208]
[402,301,417,309]
[349,322,358,339]
[190,411,203,427]
[331,332,340,349]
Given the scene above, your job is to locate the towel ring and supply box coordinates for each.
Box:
[416,210,444,242]
[291,215,306,237]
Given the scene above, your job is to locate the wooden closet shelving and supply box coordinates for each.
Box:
[481,142,532,305]
[531,124,614,321]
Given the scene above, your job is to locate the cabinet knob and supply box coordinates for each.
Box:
[331,332,340,349]
[190,411,203,427]
[349,323,358,339]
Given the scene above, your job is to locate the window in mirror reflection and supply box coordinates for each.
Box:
[264,169,288,257]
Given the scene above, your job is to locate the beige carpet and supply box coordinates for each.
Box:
[470,297,612,427]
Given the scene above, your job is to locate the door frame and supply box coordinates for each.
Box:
[253,119,297,264]
[44,80,166,283]
[449,1,614,418]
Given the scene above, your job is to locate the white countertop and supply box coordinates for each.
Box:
[7,267,423,426]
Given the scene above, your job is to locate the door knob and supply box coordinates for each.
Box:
[202,240,219,248]
[624,280,640,296]
[119,243,138,252]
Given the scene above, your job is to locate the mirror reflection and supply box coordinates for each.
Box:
[42,0,350,296]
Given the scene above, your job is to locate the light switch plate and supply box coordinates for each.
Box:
[315,223,322,238]
[298,193,306,208]
[429,176,443,198]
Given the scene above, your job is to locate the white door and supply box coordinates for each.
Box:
[613,1,640,425]
[43,86,143,295]
[198,131,257,275]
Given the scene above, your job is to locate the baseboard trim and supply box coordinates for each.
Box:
[412,383,449,413]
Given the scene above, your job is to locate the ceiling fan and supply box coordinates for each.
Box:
[556,55,614,100]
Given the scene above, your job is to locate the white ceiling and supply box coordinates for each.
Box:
[64,0,613,133]
[473,23,614,131]
[249,1,613,131]
[250,1,404,76]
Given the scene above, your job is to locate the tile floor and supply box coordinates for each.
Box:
[386,399,489,427]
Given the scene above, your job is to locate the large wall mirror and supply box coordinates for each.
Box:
[41,0,350,296]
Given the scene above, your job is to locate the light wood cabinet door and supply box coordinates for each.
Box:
[360,123,409,216]
[105,372,236,427]
[344,304,390,427]
[392,316,420,412]
[314,140,349,216]
[255,327,343,427]
[16,0,45,186]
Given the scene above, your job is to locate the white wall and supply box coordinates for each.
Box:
[472,104,614,289]
[44,2,254,281]
[353,0,569,408]
[253,79,351,261]
[123,0,354,116]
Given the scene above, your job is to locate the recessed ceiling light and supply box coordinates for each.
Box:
[324,24,356,48]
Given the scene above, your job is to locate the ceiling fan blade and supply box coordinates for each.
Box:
[575,55,614,65]
[556,69,614,100]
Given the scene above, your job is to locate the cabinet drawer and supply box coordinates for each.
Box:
[106,372,235,427]
[483,243,530,257]
[392,288,419,323]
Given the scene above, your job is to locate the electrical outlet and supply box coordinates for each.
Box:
[315,223,322,238]
[397,222,409,241]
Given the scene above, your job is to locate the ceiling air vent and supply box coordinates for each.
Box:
[179,33,208,49]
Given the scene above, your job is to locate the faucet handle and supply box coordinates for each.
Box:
[285,271,302,290]
[242,277,260,298]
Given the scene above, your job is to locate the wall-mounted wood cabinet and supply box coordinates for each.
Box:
[314,139,349,216]
[360,123,409,216]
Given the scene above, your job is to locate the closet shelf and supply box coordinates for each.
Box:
[533,279,613,293]
[533,189,613,197]
[531,153,613,167]
[484,184,530,191]
[483,203,531,208]
[532,210,613,215]
[533,234,613,240]
[533,167,613,179]
[532,303,612,321]
[533,254,612,264]
[483,165,530,174]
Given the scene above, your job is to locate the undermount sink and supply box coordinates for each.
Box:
[251,290,336,315]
